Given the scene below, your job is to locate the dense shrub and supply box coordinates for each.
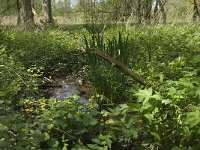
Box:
[0,46,38,108]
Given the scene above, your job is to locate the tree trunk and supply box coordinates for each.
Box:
[158,0,166,23]
[17,0,34,27]
[64,0,68,17]
[136,0,142,25]
[42,0,53,23]
[153,0,159,23]
[7,0,11,15]
[17,0,20,24]
[193,0,200,21]
[144,0,153,24]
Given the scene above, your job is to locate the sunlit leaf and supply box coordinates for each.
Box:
[151,132,160,140]
[186,110,200,127]
[195,87,200,99]
[191,54,200,64]
[67,113,73,119]
[159,73,164,82]
[62,144,68,150]
[53,140,59,148]
[44,132,50,141]
[106,119,116,125]
[144,114,154,122]
[135,88,153,104]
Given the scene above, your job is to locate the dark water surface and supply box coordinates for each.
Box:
[41,76,93,103]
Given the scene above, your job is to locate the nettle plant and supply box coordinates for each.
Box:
[0,97,110,150]
[0,46,38,108]
[124,55,200,149]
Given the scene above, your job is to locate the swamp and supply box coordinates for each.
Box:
[0,0,200,150]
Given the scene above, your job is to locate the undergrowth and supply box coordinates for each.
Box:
[0,24,200,149]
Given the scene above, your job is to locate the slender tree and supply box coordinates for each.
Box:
[42,0,53,23]
[17,0,34,27]
[143,0,153,24]
[153,0,159,23]
[193,0,200,21]
[64,0,68,16]
[136,0,142,25]
[158,0,166,23]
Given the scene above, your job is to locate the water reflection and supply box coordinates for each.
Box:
[41,76,93,103]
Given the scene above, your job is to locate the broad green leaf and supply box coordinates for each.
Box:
[106,119,116,125]
[101,110,109,116]
[53,140,59,148]
[191,54,200,64]
[159,73,164,82]
[141,102,152,112]
[162,99,172,105]
[127,103,142,110]
[151,132,160,140]
[83,114,98,126]
[44,132,50,141]
[77,129,87,134]
[90,118,98,126]
[0,125,8,132]
[144,114,154,122]
[92,138,101,144]
[87,144,99,149]
[119,104,129,110]
[135,88,153,104]
[129,128,139,139]
[62,144,68,150]
[152,93,161,100]
[168,87,176,96]
[195,87,200,99]
[67,113,74,119]
[186,110,200,127]
[105,137,112,149]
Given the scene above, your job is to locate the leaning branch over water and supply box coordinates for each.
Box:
[93,49,146,86]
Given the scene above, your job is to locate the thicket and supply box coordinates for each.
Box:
[0,24,200,149]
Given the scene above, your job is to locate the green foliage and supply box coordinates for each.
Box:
[1,24,200,149]
[0,46,38,108]
[2,27,86,77]
[85,31,130,102]
[0,97,105,149]
[83,24,200,149]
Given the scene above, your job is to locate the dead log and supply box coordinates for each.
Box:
[93,49,146,86]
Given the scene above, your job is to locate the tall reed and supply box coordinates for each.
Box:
[84,25,130,103]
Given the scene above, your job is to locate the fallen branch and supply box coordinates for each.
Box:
[93,49,146,86]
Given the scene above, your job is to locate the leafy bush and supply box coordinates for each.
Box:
[0,97,104,149]
[0,46,38,108]
[85,24,200,101]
